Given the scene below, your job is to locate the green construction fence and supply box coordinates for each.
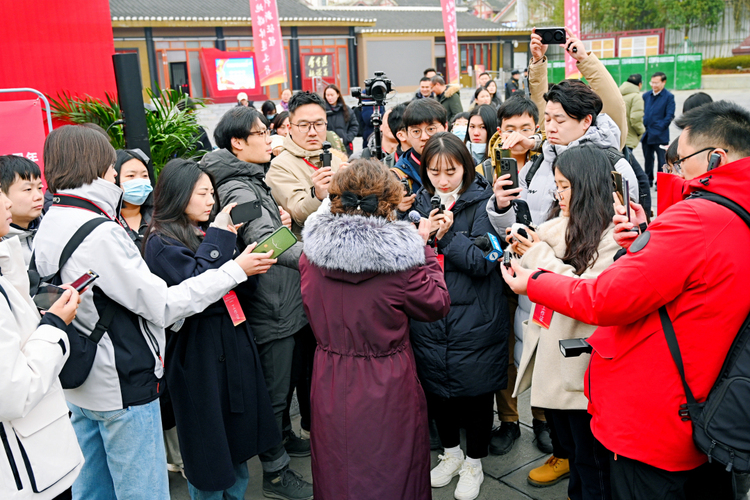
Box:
[547,53,702,90]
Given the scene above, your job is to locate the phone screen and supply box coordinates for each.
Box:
[33,284,67,310]
[252,226,298,259]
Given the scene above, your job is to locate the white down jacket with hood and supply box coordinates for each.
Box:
[0,237,84,499]
[485,113,637,366]
[33,179,248,412]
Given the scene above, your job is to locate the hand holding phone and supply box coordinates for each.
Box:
[251,226,298,259]
[33,270,98,311]
[46,285,81,325]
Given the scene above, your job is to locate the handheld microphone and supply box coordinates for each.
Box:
[474,233,503,262]
[408,210,421,225]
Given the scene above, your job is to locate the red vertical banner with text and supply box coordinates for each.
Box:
[0,100,48,189]
[564,0,582,79]
[249,0,287,86]
[441,0,460,86]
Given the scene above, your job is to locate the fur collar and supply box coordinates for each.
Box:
[302,207,426,274]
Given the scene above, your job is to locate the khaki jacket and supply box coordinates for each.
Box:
[619,81,646,149]
[529,53,628,150]
[513,217,619,410]
[266,135,343,237]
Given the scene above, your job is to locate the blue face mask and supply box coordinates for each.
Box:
[121,178,153,206]
[266,113,276,121]
[452,126,467,140]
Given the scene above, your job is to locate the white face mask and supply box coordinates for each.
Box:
[469,142,487,155]
[452,126,467,140]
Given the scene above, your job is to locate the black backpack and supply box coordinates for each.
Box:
[29,218,118,389]
[660,190,750,473]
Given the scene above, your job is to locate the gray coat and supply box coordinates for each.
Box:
[201,149,308,344]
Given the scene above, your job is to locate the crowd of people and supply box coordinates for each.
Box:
[2,27,750,500]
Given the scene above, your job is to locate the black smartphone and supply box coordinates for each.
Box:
[499,158,519,190]
[232,201,262,224]
[33,270,99,310]
[536,27,567,45]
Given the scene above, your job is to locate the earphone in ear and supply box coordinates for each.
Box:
[708,152,722,171]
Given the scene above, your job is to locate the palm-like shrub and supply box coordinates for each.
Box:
[48,88,208,177]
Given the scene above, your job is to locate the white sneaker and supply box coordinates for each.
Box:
[454,461,484,500]
[431,451,465,488]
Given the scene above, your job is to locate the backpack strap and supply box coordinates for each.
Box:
[687,191,750,230]
[604,147,625,168]
[658,306,699,421]
[58,218,112,272]
[0,282,10,311]
[525,153,545,188]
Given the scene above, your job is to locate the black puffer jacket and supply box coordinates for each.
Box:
[325,103,358,154]
[409,176,510,398]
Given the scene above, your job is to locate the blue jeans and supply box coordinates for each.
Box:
[187,461,249,500]
[69,399,169,500]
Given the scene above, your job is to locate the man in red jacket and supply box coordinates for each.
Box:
[502,100,750,499]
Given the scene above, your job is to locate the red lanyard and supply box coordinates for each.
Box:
[303,158,319,170]
[410,152,421,166]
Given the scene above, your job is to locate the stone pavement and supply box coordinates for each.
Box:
[168,389,569,500]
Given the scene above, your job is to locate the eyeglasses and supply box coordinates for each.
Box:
[671,147,726,173]
[248,128,271,138]
[291,121,327,133]
[408,125,440,139]
[549,187,571,200]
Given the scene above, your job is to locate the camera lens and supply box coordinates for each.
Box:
[554,31,564,42]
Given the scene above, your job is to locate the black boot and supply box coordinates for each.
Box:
[489,421,520,455]
[533,418,553,454]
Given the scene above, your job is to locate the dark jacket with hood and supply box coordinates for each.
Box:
[325,102,359,153]
[437,85,463,122]
[392,148,423,196]
[144,227,279,491]
[300,202,450,500]
[201,149,307,344]
[410,175,510,398]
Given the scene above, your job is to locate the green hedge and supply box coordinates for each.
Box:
[703,56,750,70]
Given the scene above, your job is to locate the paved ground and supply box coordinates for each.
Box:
[168,389,567,499]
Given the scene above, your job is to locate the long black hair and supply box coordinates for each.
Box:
[548,145,615,275]
[143,159,218,254]
[466,104,497,162]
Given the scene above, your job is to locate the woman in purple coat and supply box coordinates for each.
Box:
[300,159,451,500]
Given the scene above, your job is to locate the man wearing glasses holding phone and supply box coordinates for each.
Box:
[267,91,343,238]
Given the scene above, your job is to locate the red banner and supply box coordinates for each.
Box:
[564,0,582,79]
[441,0,460,85]
[0,99,48,189]
[250,0,287,86]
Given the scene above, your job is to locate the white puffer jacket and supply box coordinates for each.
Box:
[0,237,84,499]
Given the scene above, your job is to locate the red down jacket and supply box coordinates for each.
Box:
[527,156,750,471]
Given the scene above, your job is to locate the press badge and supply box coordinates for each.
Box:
[223,291,246,326]
[532,304,554,329]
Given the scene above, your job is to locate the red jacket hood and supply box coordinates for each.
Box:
[683,156,750,212]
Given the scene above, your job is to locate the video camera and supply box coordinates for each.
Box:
[351,71,393,105]
[352,71,393,161]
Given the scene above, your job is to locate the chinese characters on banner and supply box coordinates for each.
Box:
[0,99,47,189]
[249,0,287,86]
[441,0,460,85]
[304,54,333,79]
[564,0,582,79]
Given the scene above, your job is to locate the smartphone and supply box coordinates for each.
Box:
[499,158,519,191]
[252,226,298,259]
[231,201,262,224]
[623,178,632,223]
[536,27,567,45]
[611,171,624,205]
[33,270,99,310]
